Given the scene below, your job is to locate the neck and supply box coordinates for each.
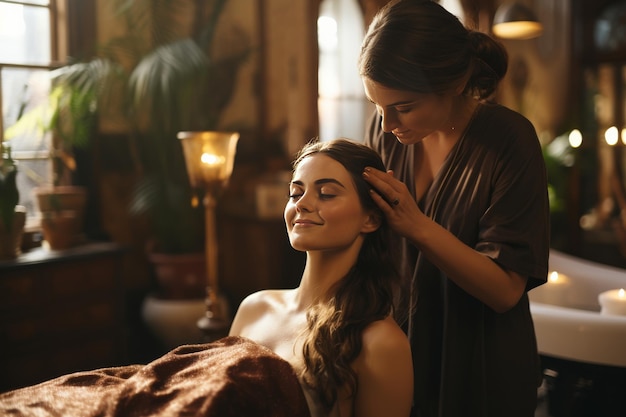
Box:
[292,244,361,310]
[450,96,479,135]
[426,96,480,146]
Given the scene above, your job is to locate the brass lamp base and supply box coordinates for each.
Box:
[197,287,231,342]
[197,315,230,342]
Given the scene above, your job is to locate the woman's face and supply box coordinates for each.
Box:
[362,78,455,145]
[285,154,378,253]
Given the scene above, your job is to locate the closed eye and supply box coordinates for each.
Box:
[289,192,336,201]
[395,106,412,114]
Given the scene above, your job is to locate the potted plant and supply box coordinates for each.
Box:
[23,0,249,298]
[116,0,249,300]
[0,142,26,259]
[5,61,103,250]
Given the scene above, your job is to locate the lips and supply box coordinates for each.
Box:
[293,219,320,226]
[392,130,410,139]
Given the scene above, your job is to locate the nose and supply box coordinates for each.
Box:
[379,108,399,133]
[294,191,314,212]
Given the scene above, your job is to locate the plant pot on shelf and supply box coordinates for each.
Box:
[144,252,206,348]
[34,185,87,250]
[0,205,26,260]
[141,294,207,349]
[143,251,232,348]
[148,252,207,300]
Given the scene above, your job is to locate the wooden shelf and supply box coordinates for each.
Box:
[0,242,126,392]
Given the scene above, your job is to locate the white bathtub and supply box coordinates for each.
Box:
[529,249,626,367]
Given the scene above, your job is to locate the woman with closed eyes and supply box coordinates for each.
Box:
[229,138,413,417]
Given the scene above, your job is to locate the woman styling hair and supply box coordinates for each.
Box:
[358,1,550,416]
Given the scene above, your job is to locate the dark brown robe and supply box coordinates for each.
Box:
[365,103,549,417]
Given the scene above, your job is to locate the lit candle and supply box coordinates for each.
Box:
[200,152,225,184]
[598,288,626,316]
[547,271,568,285]
[532,271,570,306]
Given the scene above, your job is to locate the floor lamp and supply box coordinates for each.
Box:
[178,131,240,341]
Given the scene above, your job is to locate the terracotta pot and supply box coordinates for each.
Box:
[0,205,26,260]
[34,186,87,250]
[40,210,84,250]
[148,252,207,299]
[34,185,87,212]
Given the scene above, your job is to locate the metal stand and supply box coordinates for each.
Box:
[197,193,230,341]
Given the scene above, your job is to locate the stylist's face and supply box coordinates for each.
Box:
[363,78,454,145]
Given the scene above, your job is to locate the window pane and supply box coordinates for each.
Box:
[2,67,52,149]
[2,67,52,218]
[14,158,51,216]
[0,3,51,64]
[595,2,626,54]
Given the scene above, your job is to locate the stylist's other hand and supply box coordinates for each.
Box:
[362,167,424,237]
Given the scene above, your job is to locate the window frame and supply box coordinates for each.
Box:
[0,0,95,226]
[0,0,66,137]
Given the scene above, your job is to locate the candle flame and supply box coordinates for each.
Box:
[619,288,625,298]
[201,153,224,166]
[548,271,559,283]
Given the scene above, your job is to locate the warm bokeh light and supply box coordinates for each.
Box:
[568,129,583,148]
[547,270,570,285]
[549,271,560,283]
[605,126,619,145]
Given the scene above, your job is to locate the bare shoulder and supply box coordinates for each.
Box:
[240,288,292,310]
[352,316,413,417]
[356,316,412,381]
[228,289,290,336]
[361,316,411,354]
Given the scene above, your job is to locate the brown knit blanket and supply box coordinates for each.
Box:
[0,336,311,417]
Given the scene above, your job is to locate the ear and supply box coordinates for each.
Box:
[454,70,471,95]
[361,211,382,234]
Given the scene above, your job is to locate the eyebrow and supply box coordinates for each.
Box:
[290,178,346,188]
[365,96,416,108]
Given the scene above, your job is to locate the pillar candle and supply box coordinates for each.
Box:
[598,288,626,316]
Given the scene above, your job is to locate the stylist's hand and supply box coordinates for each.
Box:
[362,167,425,237]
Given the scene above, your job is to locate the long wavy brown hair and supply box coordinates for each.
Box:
[291,138,401,412]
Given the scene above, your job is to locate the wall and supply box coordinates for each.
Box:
[261,0,319,158]
[497,0,573,144]
[90,0,320,290]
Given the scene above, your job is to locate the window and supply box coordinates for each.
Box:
[317,0,370,143]
[0,0,66,223]
[316,0,463,144]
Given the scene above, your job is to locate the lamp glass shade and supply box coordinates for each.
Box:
[178,131,240,191]
[493,3,543,40]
